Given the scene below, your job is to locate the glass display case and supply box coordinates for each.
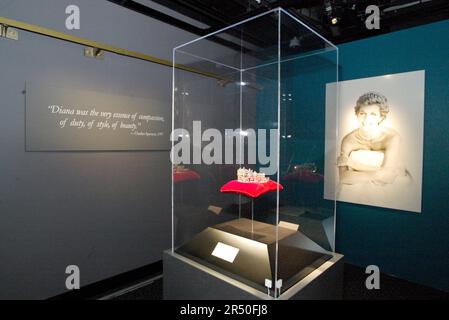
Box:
[171,8,338,299]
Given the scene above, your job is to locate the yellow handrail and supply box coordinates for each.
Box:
[0,16,222,80]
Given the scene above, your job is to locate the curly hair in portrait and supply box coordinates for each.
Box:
[354,92,389,121]
[338,90,412,189]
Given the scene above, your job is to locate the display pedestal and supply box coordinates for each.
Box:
[163,250,344,300]
[170,8,340,300]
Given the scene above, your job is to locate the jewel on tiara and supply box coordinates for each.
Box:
[237,167,269,183]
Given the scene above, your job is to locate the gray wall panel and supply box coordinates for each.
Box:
[0,0,191,299]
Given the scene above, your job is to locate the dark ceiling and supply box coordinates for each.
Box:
[107,0,449,50]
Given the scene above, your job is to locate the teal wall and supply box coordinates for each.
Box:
[256,20,449,291]
[335,20,449,291]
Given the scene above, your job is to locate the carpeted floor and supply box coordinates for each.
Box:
[111,263,449,300]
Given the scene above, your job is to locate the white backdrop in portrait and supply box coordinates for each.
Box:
[324,70,424,213]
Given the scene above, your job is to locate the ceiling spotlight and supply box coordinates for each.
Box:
[325,0,343,26]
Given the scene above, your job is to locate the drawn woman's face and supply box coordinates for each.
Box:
[357,104,382,133]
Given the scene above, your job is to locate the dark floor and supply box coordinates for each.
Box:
[342,264,449,300]
[112,263,449,300]
[112,278,163,300]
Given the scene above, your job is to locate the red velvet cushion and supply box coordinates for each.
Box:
[220,180,283,198]
[173,170,201,183]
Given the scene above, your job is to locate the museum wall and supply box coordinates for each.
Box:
[0,0,232,299]
[335,19,449,292]
[179,18,449,293]
[1,0,447,299]
[284,20,449,291]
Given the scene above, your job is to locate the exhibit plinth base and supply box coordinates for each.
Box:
[163,250,344,300]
